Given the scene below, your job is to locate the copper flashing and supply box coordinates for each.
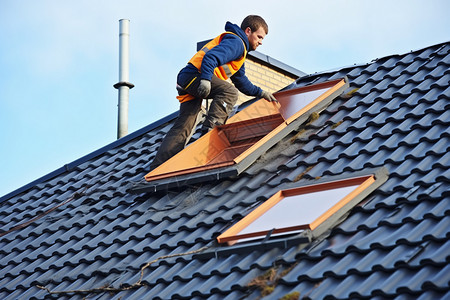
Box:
[145,114,284,182]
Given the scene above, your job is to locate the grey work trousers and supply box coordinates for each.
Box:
[150,75,239,169]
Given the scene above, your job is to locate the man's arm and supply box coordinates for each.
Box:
[230,64,262,97]
[232,66,277,102]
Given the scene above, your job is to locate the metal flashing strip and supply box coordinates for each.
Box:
[129,166,238,194]
[194,233,311,260]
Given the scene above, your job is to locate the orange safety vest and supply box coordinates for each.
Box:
[177,32,247,103]
[189,32,247,80]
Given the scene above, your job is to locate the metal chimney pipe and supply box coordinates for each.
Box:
[114,19,134,139]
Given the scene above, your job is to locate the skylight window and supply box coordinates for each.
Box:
[217,174,385,244]
[142,78,349,190]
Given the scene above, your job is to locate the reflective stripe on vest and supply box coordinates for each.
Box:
[188,32,247,80]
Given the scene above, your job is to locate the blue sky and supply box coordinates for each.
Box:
[1,0,449,197]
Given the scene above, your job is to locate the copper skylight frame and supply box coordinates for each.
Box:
[216,175,377,244]
[144,78,349,184]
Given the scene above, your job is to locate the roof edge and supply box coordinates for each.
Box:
[248,50,306,78]
[0,111,179,203]
[295,40,450,82]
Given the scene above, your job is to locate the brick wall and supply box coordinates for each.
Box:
[236,58,298,105]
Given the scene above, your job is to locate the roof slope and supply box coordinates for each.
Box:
[1,41,449,299]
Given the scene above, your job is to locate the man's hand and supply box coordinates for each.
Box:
[261,90,277,102]
[197,79,211,98]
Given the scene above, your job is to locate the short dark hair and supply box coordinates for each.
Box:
[241,15,268,34]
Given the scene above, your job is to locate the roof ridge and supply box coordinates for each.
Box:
[296,40,450,84]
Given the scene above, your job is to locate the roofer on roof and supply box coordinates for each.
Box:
[150,15,276,170]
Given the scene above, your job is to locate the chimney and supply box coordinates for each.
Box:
[114,19,134,139]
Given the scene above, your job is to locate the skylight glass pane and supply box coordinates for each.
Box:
[238,185,359,235]
[277,87,330,121]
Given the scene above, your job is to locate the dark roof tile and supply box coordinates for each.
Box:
[403,59,428,75]
[346,66,366,77]
[439,51,450,64]
[426,64,450,79]
[407,68,432,83]
[417,291,450,300]
[373,78,394,91]
[282,258,326,282]
[350,71,372,86]
[368,68,391,82]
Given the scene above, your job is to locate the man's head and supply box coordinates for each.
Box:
[241,15,268,51]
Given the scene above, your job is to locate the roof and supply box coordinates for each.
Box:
[1,41,449,299]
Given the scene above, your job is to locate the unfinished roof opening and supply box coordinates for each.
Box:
[207,114,284,165]
[141,78,349,191]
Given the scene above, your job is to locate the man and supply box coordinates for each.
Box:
[150,15,276,170]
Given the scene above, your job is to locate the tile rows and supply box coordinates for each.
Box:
[0,42,449,299]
